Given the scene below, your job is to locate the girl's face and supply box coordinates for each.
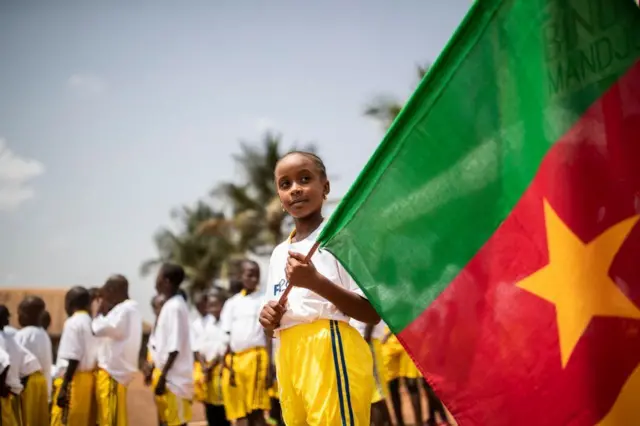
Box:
[207,297,224,319]
[274,153,329,219]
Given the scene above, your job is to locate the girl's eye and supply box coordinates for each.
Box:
[300,176,311,183]
[279,180,290,189]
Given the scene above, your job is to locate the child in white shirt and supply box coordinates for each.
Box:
[15,296,51,426]
[153,263,194,426]
[51,287,98,426]
[260,151,380,426]
[194,289,230,426]
[220,260,271,426]
[92,275,143,426]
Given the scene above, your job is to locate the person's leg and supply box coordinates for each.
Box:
[405,378,423,426]
[210,404,231,426]
[245,349,269,426]
[423,379,448,425]
[222,352,249,426]
[269,398,284,426]
[388,379,404,426]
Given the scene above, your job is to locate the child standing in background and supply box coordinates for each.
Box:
[352,319,392,426]
[15,296,51,426]
[92,275,143,426]
[153,264,194,426]
[260,152,380,426]
[220,259,270,426]
[194,290,230,426]
[51,287,98,426]
[0,347,12,426]
[144,293,168,426]
[0,304,30,426]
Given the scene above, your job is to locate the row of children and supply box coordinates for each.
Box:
[1,264,206,426]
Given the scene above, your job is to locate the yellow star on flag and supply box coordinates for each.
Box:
[517,199,640,367]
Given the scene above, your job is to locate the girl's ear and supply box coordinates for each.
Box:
[324,181,331,199]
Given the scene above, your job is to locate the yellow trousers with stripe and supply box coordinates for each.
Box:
[96,370,127,426]
[370,339,389,403]
[194,362,225,406]
[50,372,96,426]
[277,320,374,426]
[20,371,48,426]
[1,394,21,426]
[222,347,270,421]
[152,369,193,426]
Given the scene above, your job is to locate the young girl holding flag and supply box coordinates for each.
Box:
[259,151,380,426]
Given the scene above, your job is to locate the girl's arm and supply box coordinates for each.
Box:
[287,251,380,324]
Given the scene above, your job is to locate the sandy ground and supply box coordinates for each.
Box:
[127,372,450,426]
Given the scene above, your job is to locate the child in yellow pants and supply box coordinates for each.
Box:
[260,152,381,426]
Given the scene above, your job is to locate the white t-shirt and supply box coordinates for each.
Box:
[15,326,53,396]
[264,223,365,332]
[190,315,212,351]
[56,311,98,378]
[350,319,385,341]
[194,318,227,363]
[220,291,266,353]
[0,330,41,394]
[0,347,9,373]
[153,294,194,399]
[4,326,17,336]
[92,299,143,386]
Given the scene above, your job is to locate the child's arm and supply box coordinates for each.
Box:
[57,359,79,407]
[155,351,178,396]
[91,309,128,340]
[287,251,380,324]
[0,365,9,397]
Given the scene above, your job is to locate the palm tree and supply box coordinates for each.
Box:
[200,131,316,253]
[140,201,241,295]
[364,64,430,130]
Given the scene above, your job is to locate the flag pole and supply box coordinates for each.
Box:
[278,241,320,304]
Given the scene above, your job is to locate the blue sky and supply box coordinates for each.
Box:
[0,0,470,320]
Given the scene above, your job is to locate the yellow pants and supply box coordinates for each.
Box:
[20,371,48,426]
[277,320,374,426]
[222,347,270,421]
[382,332,404,381]
[96,370,127,426]
[194,362,225,406]
[152,369,193,426]
[400,351,422,379]
[1,394,21,426]
[370,339,389,403]
[50,372,96,426]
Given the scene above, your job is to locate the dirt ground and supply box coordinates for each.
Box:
[127,372,451,426]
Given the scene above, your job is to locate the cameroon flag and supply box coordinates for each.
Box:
[317,0,640,424]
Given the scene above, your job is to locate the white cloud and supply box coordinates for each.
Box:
[67,73,107,96]
[0,139,45,211]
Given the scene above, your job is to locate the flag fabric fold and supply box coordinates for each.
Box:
[317,0,640,424]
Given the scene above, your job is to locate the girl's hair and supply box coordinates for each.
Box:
[275,151,327,178]
[160,263,185,288]
[241,259,260,270]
